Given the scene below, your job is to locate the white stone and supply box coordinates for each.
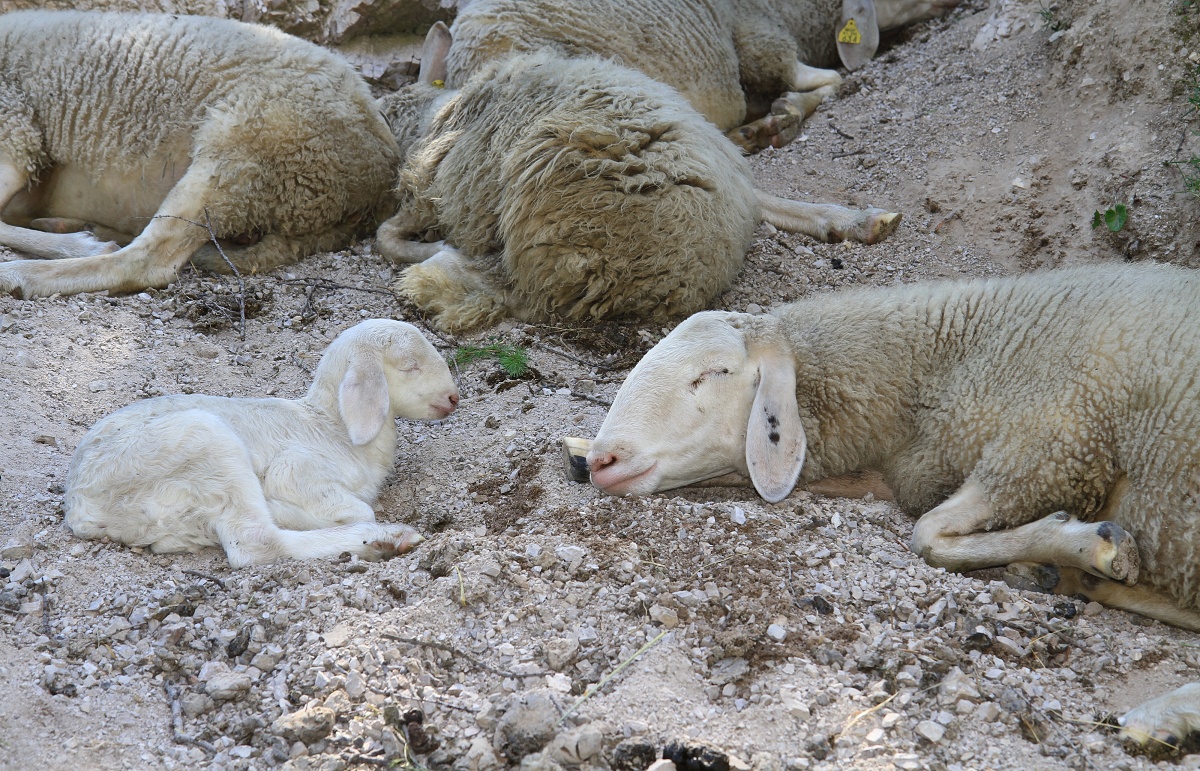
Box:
[766,624,787,642]
[914,720,944,743]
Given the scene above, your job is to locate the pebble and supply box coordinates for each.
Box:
[544,638,580,671]
[730,507,747,525]
[914,720,945,743]
[87,380,108,392]
[205,672,252,700]
[766,624,787,642]
[892,754,922,770]
[649,604,679,628]
[494,690,561,762]
[273,702,336,745]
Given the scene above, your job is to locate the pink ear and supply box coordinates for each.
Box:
[418,21,453,86]
[338,360,390,446]
[745,351,806,503]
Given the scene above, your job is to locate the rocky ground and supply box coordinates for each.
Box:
[3,1,1200,770]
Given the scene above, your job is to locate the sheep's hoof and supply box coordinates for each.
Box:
[1003,561,1061,594]
[864,211,902,244]
[1091,520,1140,585]
[367,528,425,561]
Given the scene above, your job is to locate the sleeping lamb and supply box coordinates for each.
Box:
[0,10,399,299]
[64,320,458,567]
[377,24,900,332]
[588,263,1200,749]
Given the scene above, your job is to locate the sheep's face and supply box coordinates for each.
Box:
[380,326,460,421]
[588,312,760,496]
[333,320,459,446]
[589,311,807,502]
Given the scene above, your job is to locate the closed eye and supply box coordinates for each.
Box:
[689,367,731,391]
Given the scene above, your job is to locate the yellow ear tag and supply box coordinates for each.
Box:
[432,79,445,88]
[838,18,862,45]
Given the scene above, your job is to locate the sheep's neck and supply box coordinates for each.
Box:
[778,288,952,483]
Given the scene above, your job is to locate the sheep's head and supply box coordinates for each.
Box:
[588,312,806,503]
[320,319,459,446]
[378,21,456,158]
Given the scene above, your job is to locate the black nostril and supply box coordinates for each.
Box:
[448,393,460,406]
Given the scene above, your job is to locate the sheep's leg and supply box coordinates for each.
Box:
[0,160,218,297]
[375,208,444,264]
[874,0,962,29]
[728,85,837,154]
[910,480,1141,583]
[757,190,901,244]
[221,520,424,567]
[1118,682,1200,750]
[395,246,509,332]
[266,491,377,530]
[1004,563,1200,631]
[0,159,119,260]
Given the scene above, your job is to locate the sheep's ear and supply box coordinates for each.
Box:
[837,0,880,71]
[745,350,806,503]
[418,21,452,86]
[338,360,391,446]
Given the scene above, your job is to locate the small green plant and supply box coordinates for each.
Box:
[1039,3,1066,32]
[450,342,529,377]
[1091,204,1128,232]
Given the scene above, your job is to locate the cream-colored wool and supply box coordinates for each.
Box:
[0,10,400,298]
[445,0,954,133]
[590,264,1200,612]
[589,263,1200,745]
[64,320,459,568]
[378,43,899,332]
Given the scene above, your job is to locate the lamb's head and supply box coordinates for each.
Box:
[588,312,806,503]
[314,319,459,445]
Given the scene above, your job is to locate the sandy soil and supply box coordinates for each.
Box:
[3,1,1200,770]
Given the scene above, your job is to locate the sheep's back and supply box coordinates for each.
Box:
[782,264,1200,607]
[411,53,759,322]
[446,0,747,131]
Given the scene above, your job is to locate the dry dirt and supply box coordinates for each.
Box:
[3,1,1200,770]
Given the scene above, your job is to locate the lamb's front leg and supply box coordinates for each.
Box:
[910,479,1140,583]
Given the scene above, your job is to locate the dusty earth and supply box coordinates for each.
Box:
[4,1,1200,770]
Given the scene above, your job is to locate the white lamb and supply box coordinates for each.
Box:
[444,0,959,151]
[376,24,900,332]
[64,320,459,568]
[587,264,1200,749]
[0,10,400,299]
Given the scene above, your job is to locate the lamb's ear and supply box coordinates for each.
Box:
[745,350,806,503]
[418,21,452,86]
[836,0,880,71]
[338,360,391,446]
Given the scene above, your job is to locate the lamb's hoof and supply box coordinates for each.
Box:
[366,528,425,561]
[864,210,902,244]
[1091,520,1140,585]
[1004,561,1061,594]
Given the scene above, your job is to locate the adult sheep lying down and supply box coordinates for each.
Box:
[377,24,901,333]
[587,264,1200,748]
[0,11,399,299]
[446,0,960,152]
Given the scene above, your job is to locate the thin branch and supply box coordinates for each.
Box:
[380,633,552,679]
[181,569,226,590]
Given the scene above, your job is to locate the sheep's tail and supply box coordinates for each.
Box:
[186,220,368,276]
[756,189,901,245]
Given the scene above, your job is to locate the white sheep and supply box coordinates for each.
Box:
[443,0,959,152]
[0,10,400,299]
[587,263,1200,748]
[376,24,900,332]
[64,319,459,568]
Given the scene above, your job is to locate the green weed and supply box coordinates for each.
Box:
[450,342,529,377]
[1091,204,1128,232]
